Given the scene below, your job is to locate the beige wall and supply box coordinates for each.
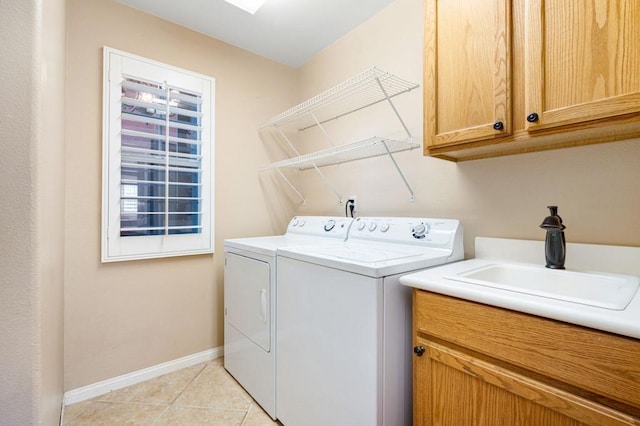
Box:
[0,0,66,423]
[295,0,640,255]
[65,0,296,389]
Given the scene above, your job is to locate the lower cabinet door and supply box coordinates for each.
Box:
[413,338,638,426]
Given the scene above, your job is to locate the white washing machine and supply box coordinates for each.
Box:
[276,216,463,426]
[223,216,352,419]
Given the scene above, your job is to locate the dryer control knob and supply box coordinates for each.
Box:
[368,222,377,232]
[291,219,299,227]
[324,219,336,232]
[380,223,390,233]
[298,220,305,227]
[357,221,366,231]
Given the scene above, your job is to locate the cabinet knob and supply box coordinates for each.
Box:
[413,345,426,357]
[527,113,539,123]
[493,121,504,131]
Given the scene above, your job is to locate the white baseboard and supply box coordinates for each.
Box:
[63,346,223,406]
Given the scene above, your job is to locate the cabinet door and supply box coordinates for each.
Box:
[525,0,640,131]
[424,0,511,149]
[413,338,637,426]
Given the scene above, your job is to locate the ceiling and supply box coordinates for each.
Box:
[115,0,395,68]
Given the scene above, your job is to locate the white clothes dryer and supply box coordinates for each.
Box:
[223,216,352,419]
[276,216,463,426]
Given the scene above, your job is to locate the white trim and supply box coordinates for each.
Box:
[62,346,223,406]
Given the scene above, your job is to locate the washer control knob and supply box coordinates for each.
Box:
[412,223,429,239]
[291,219,299,227]
[357,221,366,231]
[324,219,336,232]
[298,220,305,227]
[380,223,390,233]
[368,222,377,232]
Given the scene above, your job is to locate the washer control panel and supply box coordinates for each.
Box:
[350,217,461,248]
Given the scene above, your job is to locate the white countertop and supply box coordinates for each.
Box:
[400,237,640,340]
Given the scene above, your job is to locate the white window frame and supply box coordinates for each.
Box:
[102,47,215,262]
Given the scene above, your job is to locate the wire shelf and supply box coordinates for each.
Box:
[260,67,420,203]
[262,137,419,171]
[260,67,419,131]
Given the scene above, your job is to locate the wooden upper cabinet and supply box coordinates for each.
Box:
[525,0,640,131]
[423,0,511,150]
[424,0,640,161]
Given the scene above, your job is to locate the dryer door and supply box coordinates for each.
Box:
[225,252,271,352]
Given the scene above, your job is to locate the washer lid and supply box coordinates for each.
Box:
[278,241,456,278]
[310,245,424,263]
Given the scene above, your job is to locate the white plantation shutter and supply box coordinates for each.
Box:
[102,48,215,262]
[119,77,204,236]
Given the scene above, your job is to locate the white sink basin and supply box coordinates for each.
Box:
[446,263,640,310]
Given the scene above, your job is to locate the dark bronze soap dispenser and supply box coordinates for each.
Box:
[539,206,566,269]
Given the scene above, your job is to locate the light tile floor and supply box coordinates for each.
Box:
[63,358,282,425]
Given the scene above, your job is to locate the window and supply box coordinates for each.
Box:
[102,47,215,262]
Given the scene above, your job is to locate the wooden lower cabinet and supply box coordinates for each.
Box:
[413,290,640,425]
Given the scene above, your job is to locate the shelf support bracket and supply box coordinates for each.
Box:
[274,167,306,205]
[278,128,302,157]
[382,140,415,202]
[276,129,343,204]
[375,77,412,140]
[309,112,336,147]
[308,162,343,204]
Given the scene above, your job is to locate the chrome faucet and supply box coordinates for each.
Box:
[540,206,566,269]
